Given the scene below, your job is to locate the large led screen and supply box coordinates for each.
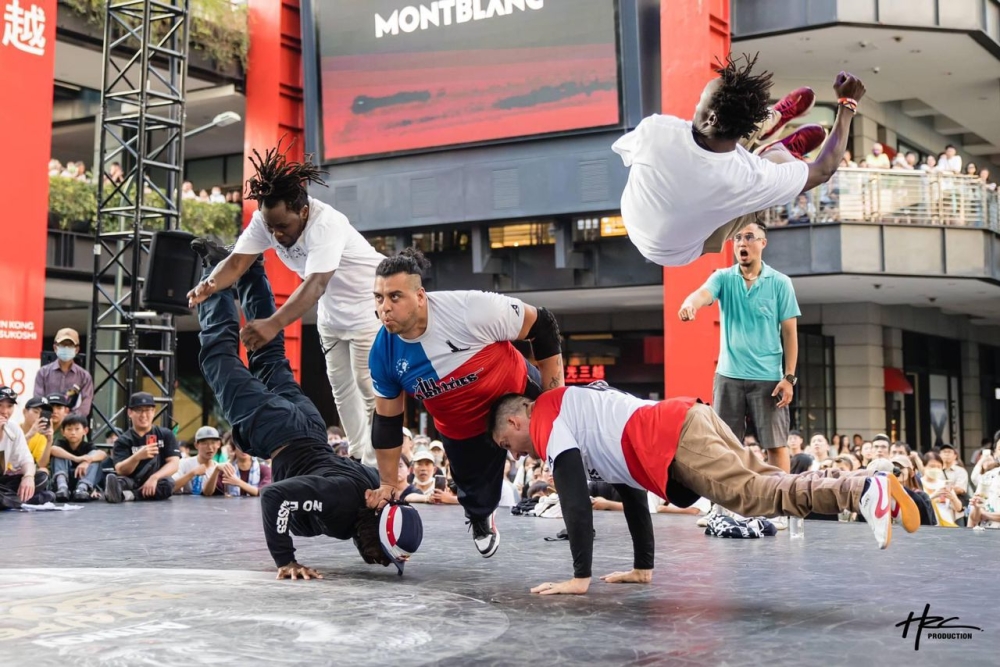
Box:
[316,0,621,161]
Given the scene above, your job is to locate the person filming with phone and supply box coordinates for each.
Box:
[404,449,459,504]
[21,396,55,472]
[105,392,180,503]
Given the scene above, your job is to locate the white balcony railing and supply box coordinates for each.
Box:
[762,169,1000,232]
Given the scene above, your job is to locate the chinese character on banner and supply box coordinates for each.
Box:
[592,365,605,380]
[577,365,593,382]
[565,366,579,383]
[2,0,46,56]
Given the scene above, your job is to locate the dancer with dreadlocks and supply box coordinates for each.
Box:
[187,141,385,465]
[189,235,422,580]
[612,54,866,266]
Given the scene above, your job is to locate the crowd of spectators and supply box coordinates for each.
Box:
[48,157,243,202]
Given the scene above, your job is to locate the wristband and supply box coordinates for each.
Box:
[838,97,858,113]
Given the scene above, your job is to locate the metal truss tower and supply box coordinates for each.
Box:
[87,0,190,439]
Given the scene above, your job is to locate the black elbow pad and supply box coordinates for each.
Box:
[372,412,404,450]
[527,307,561,360]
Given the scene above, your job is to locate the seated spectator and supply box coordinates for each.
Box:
[834,454,857,472]
[326,425,344,446]
[50,414,106,502]
[808,433,832,464]
[787,430,804,456]
[858,440,873,467]
[527,480,555,499]
[21,396,53,470]
[865,143,891,169]
[173,426,222,495]
[891,455,934,526]
[871,434,891,460]
[395,456,421,501]
[179,442,194,458]
[968,440,1000,529]
[970,433,999,488]
[181,181,197,200]
[33,329,94,417]
[405,449,437,502]
[787,194,815,224]
[105,392,179,503]
[428,439,447,470]
[789,452,815,474]
[209,186,227,203]
[0,386,52,509]
[922,451,963,527]
[215,445,272,497]
[499,457,519,508]
[938,443,969,499]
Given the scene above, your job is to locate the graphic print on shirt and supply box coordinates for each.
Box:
[369,291,529,440]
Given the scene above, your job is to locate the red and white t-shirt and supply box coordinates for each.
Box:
[370,290,530,440]
[530,385,696,496]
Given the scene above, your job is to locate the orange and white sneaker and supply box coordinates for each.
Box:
[858,473,919,549]
[758,124,827,160]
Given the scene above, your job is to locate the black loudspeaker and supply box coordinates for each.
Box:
[143,230,200,315]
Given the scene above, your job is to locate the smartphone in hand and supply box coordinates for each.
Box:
[434,475,447,491]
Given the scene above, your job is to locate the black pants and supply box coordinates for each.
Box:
[118,475,174,501]
[0,471,52,510]
[197,261,327,459]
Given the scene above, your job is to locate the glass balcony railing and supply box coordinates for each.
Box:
[762,169,1000,232]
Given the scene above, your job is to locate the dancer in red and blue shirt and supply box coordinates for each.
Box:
[366,249,564,558]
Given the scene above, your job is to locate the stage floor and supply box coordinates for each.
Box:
[3,497,996,666]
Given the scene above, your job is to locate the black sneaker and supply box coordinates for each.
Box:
[467,510,500,558]
[73,486,92,503]
[191,237,231,268]
[55,486,70,503]
[104,474,125,504]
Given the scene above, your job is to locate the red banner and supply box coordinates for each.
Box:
[0,0,56,403]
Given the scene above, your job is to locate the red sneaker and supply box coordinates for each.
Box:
[758,86,816,141]
[759,123,827,160]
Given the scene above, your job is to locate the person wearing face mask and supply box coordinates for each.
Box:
[32,328,94,418]
[428,440,447,470]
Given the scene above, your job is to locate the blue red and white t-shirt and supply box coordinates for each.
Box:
[369,291,530,440]
[530,385,696,497]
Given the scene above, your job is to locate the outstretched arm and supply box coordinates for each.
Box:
[532,448,593,595]
[600,484,654,585]
[367,395,405,509]
[678,286,715,322]
[802,73,866,192]
[187,253,259,307]
[240,270,334,351]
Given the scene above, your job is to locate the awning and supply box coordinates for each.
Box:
[884,368,914,394]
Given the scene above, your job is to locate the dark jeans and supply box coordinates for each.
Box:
[198,261,327,460]
[443,360,542,520]
[117,475,174,501]
[53,458,103,491]
[0,471,52,510]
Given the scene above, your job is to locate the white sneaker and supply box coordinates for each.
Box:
[858,473,893,549]
[468,511,500,558]
[696,504,727,528]
[771,516,788,531]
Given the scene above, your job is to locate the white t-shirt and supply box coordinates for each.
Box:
[612,114,809,266]
[172,456,217,494]
[0,424,33,473]
[233,197,384,331]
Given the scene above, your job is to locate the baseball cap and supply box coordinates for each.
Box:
[412,449,435,463]
[194,425,221,442]
[379,503,423,575]
[938,443,956,452]
[402,427,413,439]
[45,393,71,407]
[428,440,444,451]
[129,392,156,409]
[872,433,891,444]
[25,396,45,410]
[0,386,17,404]
[54,328,80,346]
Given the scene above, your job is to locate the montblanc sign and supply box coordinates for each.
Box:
[375,0,545,38]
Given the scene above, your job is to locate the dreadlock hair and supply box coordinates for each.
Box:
[710,53,774,140]
[353,506,393,567]
[486,393,530,438]
[245,138,327,212]
[375,247,432,281]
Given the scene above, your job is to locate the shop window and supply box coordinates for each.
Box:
[788,329,836,438]
[489,221,555,248]
[573,215,626,241]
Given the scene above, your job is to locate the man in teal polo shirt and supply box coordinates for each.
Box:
[678,220,800,475]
